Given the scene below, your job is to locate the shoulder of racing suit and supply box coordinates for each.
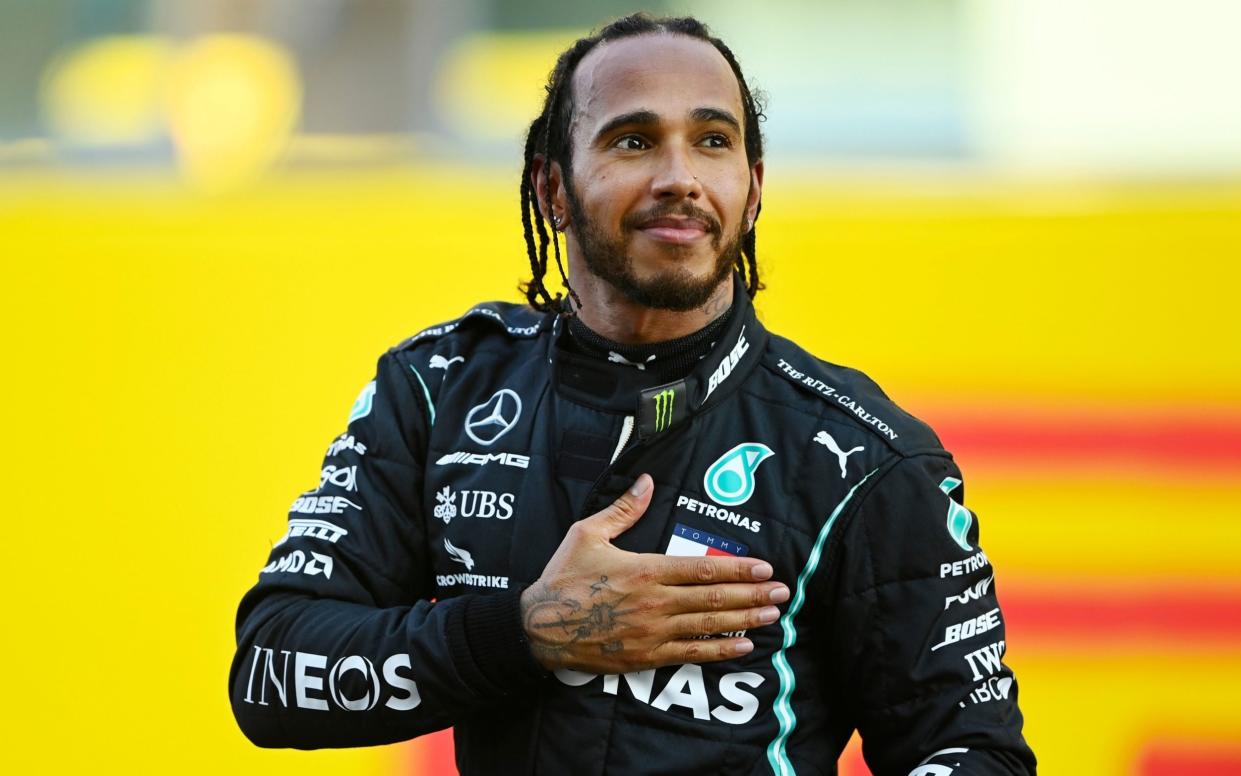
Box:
[759,331,946,460]
[392,300,551,352]
[384,301,553,420]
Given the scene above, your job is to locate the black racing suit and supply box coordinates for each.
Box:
[229,279,1037,775]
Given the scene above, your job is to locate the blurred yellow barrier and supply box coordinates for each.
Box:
[2,168,1237,775]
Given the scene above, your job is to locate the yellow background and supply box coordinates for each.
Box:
[3,169,1239,774]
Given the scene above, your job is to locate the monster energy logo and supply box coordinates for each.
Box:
[653,389,676,432]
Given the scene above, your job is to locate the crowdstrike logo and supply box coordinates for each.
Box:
[243,645,421,712]
[703,442,773,507]
[653,389,675,432]
[443,537,474,571]
[464,389,522,446]
[812,430,863,478]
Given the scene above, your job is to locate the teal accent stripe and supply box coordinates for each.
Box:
[408,366,436,426]
[766,468,879,776]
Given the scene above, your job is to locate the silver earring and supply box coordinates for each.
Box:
[552,215,562,230]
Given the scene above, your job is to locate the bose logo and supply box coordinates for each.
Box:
[704,328,749,400]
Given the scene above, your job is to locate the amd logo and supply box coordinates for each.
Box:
[242,646,421,712]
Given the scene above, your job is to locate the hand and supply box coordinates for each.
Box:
[520,473,789,674]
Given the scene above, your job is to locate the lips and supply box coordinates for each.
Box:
[638,216,711,244]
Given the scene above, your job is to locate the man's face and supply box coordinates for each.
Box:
[558,34,761,311]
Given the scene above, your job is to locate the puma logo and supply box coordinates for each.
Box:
[813,431,864,478]
[429,354,464,370]
[607,352,656,370]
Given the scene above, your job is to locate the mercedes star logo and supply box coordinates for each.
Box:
[464,389,523,446]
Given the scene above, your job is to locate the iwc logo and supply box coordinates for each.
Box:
[703,443,773,507]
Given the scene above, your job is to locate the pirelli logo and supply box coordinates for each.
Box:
[639,381,686,439]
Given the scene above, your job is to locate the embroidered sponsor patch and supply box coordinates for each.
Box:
[665,522,750,557]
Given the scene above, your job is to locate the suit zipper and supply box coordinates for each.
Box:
[609,415,635,464]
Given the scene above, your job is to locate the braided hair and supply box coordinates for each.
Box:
[519,13,766,312]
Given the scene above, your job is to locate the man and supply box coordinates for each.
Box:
[230,14,1036,775]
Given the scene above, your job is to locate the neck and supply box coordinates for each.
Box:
[565,260,734,345]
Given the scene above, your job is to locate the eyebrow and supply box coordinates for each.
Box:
[593,107,742,143]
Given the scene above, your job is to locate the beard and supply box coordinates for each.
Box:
[564,181,745,312]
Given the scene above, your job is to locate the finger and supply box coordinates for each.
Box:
[649,637,754,667]
[666,606,781,640]
[580,474,654,540]
[646,553,775,585]
[668,582,790,614]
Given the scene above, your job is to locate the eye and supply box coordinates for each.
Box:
[701,133,732,149]
[613,135,649,151]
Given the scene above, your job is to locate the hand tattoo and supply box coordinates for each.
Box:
[523,577,636,659]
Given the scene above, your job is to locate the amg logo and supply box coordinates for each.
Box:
[276,519,348,546]
[704,328,749,400]
[653,389,675,432]
[243,646,421,712]
[435,451,530,469]
[944,575,994,610]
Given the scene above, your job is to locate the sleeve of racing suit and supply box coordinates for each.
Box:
[229,350,546,748]
[825,454,1037,775]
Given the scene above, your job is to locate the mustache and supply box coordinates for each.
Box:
[620,202,722,236]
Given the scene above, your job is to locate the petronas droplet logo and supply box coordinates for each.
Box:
[703,443,774,507]
[938,477,973,552]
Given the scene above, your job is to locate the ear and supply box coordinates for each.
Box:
[745,160,764,231]
[531,155,569,229]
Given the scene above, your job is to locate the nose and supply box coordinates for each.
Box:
[650,143,703,201]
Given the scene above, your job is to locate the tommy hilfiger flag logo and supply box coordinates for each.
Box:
[665,523,750,557]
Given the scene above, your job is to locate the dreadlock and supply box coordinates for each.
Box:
[519,13,767,312]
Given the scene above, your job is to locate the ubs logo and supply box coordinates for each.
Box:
[464,389,522,446]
